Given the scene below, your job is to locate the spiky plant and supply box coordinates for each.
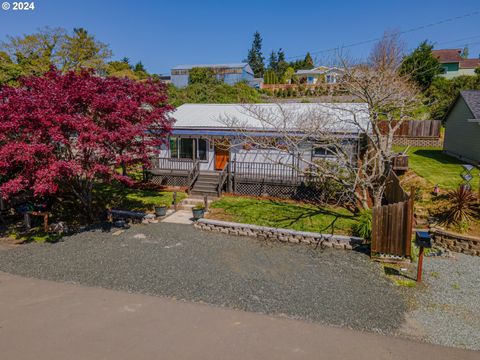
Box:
[351,210,372,240]
[443,186,477,226]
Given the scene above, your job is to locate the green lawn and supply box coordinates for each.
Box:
[395,146,480,190]
[94,182,187,212]
[209,196,358,235]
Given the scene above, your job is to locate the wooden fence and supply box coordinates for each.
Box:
[378,120,441,138]
[371,171,413,258]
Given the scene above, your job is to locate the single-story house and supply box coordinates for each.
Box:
[171,63,255,88]
[443,90,480,164]
[432,49,480,79]
[293,66,343,85]
[148,103,369,197]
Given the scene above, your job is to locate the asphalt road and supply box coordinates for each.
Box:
[0,272,477,360]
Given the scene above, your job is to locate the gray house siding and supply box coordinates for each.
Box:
[443,96,480,164]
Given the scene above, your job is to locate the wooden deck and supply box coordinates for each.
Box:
[148,158,318,198]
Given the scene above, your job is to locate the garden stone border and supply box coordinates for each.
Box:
[194,218,363,250]
[430,227,480,256]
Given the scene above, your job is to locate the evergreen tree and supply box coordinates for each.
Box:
[134,61,146,73]
[246,31,265,78]
[303,52,314,69]
[461,46,469,59]
[399,40,442,89]
[268,50,278,72]
[277,48,286,63]
[276,48,289,80]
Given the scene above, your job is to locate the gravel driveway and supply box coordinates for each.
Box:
[0,223,405,333]
[407,254,480,350]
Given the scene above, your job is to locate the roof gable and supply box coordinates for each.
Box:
[432,49,463,63]
[461,90,480,119]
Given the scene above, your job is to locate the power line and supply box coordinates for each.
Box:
[436,35,480,46]
[286,10,480,60]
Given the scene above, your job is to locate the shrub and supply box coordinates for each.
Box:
[351,210,372,240]
[443,185,477,226]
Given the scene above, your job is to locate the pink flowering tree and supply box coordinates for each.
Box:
[0,69,173,220]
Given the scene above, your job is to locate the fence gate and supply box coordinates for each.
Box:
[371,171,414,258]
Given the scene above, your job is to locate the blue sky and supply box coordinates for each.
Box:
[0,0,479,74]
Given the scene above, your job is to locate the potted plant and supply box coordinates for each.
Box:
[192,204,205,220]
[154,202,169,217]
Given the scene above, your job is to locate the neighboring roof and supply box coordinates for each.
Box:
[461,90,480,119]
[432,49,463,63]
[459,58,480,69]
[294,66,343,76]
[171,103,370,134]
[172,63,249,70]
[295,69,325,75]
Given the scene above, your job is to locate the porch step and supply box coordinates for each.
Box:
[181,198,215,206]
[195,179,219,186]
[189,172,223,196]
[190,189,219,196]
[192,185,218,192]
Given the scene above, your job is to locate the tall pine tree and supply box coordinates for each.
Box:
[268,50,278,72]
[303,52,314,69]
[246,31,265,78]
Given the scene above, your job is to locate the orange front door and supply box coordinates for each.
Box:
[214,147,229,171]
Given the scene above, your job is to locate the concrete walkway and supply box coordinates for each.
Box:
[161,209,193,224]
[0,272,476,360]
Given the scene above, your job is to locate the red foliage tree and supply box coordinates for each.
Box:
[0,69,173,219]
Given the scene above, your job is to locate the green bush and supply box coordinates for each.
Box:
[351,210,372,240]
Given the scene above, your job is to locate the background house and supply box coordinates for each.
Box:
[443,90,480,164]
[171,63,254,88]
[432,49,480,79]
[293,66,343,85]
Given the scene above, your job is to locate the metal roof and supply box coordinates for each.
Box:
[172,63,249,70]
[171,103,370,134]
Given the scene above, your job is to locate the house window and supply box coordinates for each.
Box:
[197,138,207,160]
[313,145,336,157]
[169,138,208,161]
[171,69,189,75]
[326,75,337,84]
[179,138,194,158]
[170,138,179,158]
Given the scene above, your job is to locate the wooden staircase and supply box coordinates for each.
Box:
[190,172,221,196]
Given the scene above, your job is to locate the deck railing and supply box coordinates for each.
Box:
[232,160,304,182]
[152,157,313,184]
[153,157,194,172]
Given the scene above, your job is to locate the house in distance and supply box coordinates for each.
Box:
[432,49,480,79]
[170,63,255,88]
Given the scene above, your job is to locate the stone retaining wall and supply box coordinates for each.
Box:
[194,218,363,250]
[431,228,480,256]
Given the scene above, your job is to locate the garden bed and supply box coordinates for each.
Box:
[395,147,480,237]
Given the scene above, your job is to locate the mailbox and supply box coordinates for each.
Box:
[415,231,432,248]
